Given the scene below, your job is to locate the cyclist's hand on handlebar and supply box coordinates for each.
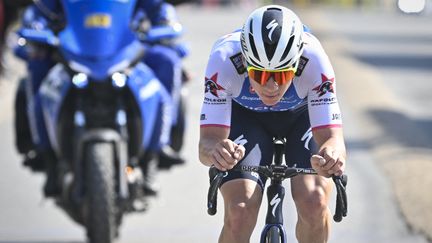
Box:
[311,147,345,177]
[210,139,245,171]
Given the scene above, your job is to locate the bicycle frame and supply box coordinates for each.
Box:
[259,137,313,243]
[260,180,287,243]
[207,136,348,243]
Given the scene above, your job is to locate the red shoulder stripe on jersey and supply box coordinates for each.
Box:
[311,124,342,131]
[200,124,230,128]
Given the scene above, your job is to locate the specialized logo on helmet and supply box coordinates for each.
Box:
[205,73,225,98]
[266,19,279,41]
[312,74,335,97]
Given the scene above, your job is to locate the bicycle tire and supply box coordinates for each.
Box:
[264,226,282,243]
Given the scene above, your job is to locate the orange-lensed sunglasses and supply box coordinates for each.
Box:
[247,66,297,86]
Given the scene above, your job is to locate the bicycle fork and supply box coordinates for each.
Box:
[260,182,287,243]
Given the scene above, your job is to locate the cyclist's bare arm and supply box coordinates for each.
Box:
[199,126,245,171]
[311,127,346,177]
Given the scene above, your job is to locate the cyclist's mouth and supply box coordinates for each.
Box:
[260,93,280,106]
[263,92,279,99]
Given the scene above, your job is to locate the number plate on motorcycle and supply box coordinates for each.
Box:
[85,14,112,28]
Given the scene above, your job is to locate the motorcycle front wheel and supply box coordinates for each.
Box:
[84,142,117,243]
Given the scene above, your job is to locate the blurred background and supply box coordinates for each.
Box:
[0,0,431,242]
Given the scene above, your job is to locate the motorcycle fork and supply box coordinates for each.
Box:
[70,87,130,205]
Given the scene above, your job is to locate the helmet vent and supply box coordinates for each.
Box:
[275,58,292,69]
[280,35,295,62]
[249,59,264,69]
[248,33,260,62]
[267,7,282,11]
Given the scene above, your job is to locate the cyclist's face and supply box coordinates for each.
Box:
[249,76,292,106]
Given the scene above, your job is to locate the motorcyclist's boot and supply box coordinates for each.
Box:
[43,152,61,197]
[140,152,159,197]
[22,150,45,172]
[158,145,185,170]
[158,98,186,170]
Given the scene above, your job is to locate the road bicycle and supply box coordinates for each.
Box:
[207,137,348,243]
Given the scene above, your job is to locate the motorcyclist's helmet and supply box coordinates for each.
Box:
[240,5,304,71]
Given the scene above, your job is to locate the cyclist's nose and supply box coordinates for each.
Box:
[264,77,279,91]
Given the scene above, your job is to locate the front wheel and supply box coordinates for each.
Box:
[261,225,284,243]
[84,142,117,243]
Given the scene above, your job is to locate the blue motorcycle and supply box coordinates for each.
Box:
[14,0,186,242]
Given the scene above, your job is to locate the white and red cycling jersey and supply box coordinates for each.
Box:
[200,29,342,131]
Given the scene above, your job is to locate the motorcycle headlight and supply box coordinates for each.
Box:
[112,72,127,88]
[72,73,88,89]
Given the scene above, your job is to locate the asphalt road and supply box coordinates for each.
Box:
[0,3,431,243]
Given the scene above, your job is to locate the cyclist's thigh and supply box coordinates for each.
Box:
[220,178,263,214]
[283,109,333,200]
[221,102,274,190]
[291,175,332,205]
[284,108,318,168]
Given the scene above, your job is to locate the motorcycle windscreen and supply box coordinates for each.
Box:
[59,0,137,59]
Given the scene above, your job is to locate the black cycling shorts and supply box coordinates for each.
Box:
[221,101,318,190]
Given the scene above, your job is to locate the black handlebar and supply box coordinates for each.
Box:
[207,167,226,215]
[207,166,348,222]
[332,174,348,222]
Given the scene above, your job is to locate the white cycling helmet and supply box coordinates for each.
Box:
[240,5,305,70]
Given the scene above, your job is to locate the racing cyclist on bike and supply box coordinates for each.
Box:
[198,5,346,243]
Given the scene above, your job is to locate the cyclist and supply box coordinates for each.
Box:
[198,5,346,243]
[14,0,186,196]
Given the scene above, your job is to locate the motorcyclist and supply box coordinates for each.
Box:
[14,0,187,196]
